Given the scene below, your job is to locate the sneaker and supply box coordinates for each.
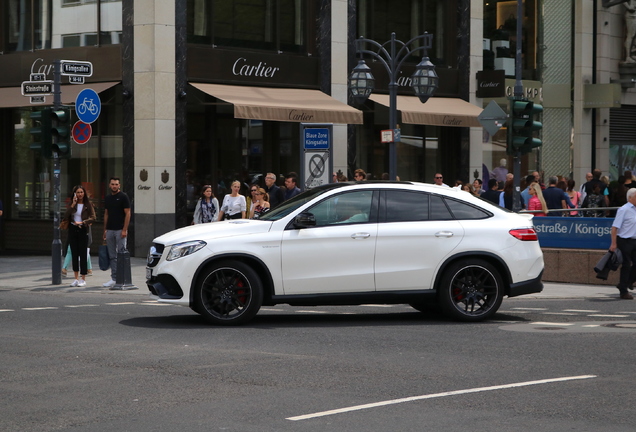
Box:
[70,279,80,287]
[87,270,93,277]
[103,279,116,288]
[61,268,67,277]
[78,279,86,287]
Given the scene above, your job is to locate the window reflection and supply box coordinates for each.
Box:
[187,0,308,53]
[4,0,121,52]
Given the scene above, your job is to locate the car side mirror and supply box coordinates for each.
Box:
[293,212,316,228]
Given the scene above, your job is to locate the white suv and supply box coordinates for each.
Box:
[146,182,543,325]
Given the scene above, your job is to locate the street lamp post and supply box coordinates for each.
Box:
[349,32,438,180]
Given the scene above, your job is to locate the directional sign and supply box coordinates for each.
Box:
[72,121,92,145]
[478,100,508,136]
[21,81,53,96]
[60,60,93,77]
[303,128,330,150]
[75,88,101,124]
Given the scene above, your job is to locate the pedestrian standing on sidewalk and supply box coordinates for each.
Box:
[102,177,131,288]
[63,185,96,287]
[609,188,636,300]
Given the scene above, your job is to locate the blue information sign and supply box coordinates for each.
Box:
[303,128,330,150]
[533,217,613,249]
[75,88,101,124]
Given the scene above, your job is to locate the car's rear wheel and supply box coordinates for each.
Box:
[194,260,263,325]
[438,259,503,322]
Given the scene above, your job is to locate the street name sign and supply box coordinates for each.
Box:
[21,81,53,96]
[60,60,93,77]
[69,76,85,84]
[478,100,508,136]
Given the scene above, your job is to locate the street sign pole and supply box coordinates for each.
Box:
[512,0,524,213]
[51,60,62,285]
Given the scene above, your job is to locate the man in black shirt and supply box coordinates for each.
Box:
[102,177,131,288]
[480,178,501,205]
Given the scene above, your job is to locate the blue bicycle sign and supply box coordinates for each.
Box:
[75,88,101,124]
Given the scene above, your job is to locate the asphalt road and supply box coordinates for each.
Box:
[1,289,635,432]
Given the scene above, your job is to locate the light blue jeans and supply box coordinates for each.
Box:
[106,229,127,281]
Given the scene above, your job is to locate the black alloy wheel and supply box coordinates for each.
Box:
[194,260,263,325]
[438,259,504,322]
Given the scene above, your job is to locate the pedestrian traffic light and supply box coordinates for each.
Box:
[29,108,52,159]
[507,98,543,155]
[50,107,71,159]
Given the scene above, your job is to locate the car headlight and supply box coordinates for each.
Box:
[166,240,207,261]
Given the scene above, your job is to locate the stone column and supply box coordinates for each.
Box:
[132,0,176,256]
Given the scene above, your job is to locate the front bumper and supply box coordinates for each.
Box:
[508,270,544,298]
[146,271,185,300]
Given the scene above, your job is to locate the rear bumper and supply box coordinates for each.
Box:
[508,270,544,298]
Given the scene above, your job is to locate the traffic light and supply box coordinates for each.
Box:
[50,108,71,158]
[507,98,543,155]
[29,108,52,158]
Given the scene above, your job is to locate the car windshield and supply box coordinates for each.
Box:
[259,184,347,221]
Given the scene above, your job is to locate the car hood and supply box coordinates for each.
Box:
[153,220,274,245]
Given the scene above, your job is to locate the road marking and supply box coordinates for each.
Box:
[296,310,329,314]
[22,307,58,311]
[563,309,600,313]
[286,375,597,421]
[542,312,577,316]
[531,322,575,326]
[588,314,629,318]
[64,304,99,308]
[582,325,601,328]
[512,307,548,311]
[105,302,136,305]
[360,304,395,308]
[0,309,15,312]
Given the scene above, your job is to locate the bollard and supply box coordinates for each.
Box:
[112,249,138,290]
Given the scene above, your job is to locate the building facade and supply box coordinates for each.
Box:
[1,0,632,256]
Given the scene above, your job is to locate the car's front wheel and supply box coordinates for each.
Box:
[438,259,504,322]
[194,260,263,325]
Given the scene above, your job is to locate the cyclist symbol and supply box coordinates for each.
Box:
[77,97,99,116]
[74,88,101,124]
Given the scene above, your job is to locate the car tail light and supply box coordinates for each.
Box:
[509,228,538,241]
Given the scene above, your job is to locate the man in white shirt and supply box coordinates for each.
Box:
[610,187,636,299]
[433,173,450,187]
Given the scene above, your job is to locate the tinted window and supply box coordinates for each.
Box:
[385,190,429,222]
[308,191,374,227]
[430,195,454,220]
[445,198,492,220]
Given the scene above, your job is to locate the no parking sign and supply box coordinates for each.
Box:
[72,121,92,144]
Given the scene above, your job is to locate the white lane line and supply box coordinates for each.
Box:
[512,307,548,311]
[360,304,395,308]
[22,307,58,311]
[105,302,136,305]
[541,312,577,316]
[296,310,329,314]
[563,309,600,313]
[588,314,629,318]
[64,304,100,308]
[286,375,597,421]
[531,322,575,326]
[0,309,15,312]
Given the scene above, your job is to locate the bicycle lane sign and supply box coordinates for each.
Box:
[75,88,101,124]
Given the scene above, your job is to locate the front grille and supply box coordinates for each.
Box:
[147,243,164,267]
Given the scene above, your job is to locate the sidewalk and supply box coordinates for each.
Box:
[0,254,623,299]
[0,255,148,295]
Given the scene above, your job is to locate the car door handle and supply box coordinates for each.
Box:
[435,231,454,238]
[351,233,371,239]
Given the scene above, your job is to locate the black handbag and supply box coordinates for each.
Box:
[491,26,509,41]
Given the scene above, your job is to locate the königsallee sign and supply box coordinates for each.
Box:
[532,217,613,249]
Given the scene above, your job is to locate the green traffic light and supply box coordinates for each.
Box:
[29,108,52,159]
[507,98,543,155]
[50,108,72,159]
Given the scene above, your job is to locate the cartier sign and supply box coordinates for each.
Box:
[232,57,280,78]
[476,70,505,98]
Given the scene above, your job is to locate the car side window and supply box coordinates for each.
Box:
[308,191,374,227]
[444,197,492,220]
[384,190,429,222]
[429,195,454,220]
